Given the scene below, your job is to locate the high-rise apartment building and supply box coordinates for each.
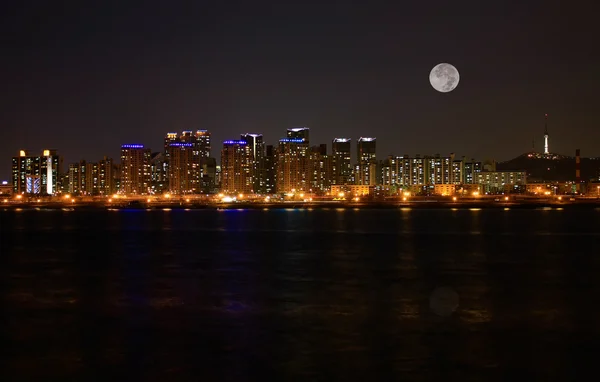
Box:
[68,160,86,194]
[275,128,311,193]
[149,152,167,194]
[287,127,309,141]
[120,144,151,195]
[264,145,277,194]
[84,162,99,195]
[241,133,266,193]
[12,149,62,195]
[200,157,217,193]
[164,133,178,159]
[464,160,482,184]
[195,130,212,158]
[277,137,310,193]
[381,155,399,188]
[356,137,376,185]
[332,138,352,185]
[451,157,465,185]
[309,144,332,194]
[98,156,115,195]
[167,142,196,194]
[410,155,426,186]
[163,130,212,194]
[220,140,252,194]
[427,154,452,185]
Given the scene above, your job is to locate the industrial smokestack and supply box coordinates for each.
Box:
[576,149,581,192]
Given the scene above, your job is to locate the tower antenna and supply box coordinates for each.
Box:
[543,113,549,155]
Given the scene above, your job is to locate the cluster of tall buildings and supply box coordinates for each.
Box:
[10,126,528,196]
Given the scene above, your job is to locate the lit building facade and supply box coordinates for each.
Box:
[330,184,374,197]
[380,155,399,188]
[98,156,115,195]
[356,137,376,185]
[149,152,168,194]
[287,127,309,141]
[434,184,456,195]
[200,157,217,193]
[276,127,311,193]
[195,130,212,158]
[264,145,277,194]
[241,133,266,193]
[309,144,332,194]
[167,142,196,194]
[452,159,464,184]
[464,160,483,184]
[12,149,62,195]
[68,160,86,194]
[476,171,527,193]
[427,154,452,185]
[163,130,212,194]
[276,138,310,193]
[221,140,252,194]
[120,144,151,195]
[332,138,352,185]
[84,162,99,195]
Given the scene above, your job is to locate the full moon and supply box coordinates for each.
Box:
[429,63,459,93]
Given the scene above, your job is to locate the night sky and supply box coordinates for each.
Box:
[1,0,598,180]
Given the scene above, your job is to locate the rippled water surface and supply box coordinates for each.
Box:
[1,208,600,381]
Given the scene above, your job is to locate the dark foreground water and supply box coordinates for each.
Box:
[1,207,600,381]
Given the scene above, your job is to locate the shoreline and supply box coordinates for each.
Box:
[2,200,600,210]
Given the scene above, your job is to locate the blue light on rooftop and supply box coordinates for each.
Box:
[169,143,194,147]
[121,144,144,148]
[279,138,305,143]
[223,140,247,145]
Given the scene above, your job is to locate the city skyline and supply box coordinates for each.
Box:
[2,112,591,182]
[6,125,533,197]
[3,114,576,184]
[1,1,598,180]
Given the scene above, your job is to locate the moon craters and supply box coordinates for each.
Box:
[430,63,459,93]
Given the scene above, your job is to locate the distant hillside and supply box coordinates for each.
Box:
[496,152,600,182]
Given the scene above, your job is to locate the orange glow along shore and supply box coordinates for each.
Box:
[2,195,599,210]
